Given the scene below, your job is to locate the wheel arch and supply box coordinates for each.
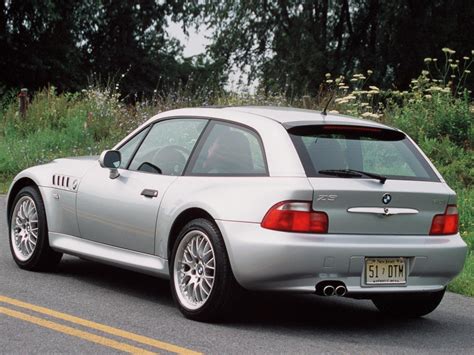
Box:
[6,177,40,227]
[167,207,216,260]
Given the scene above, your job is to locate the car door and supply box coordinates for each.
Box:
[76,118,208,254]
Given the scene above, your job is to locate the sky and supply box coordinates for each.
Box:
[166,21,211,57]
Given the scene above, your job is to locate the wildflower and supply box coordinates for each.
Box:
[450,75,456,78]
[424,58,432,62]
[421,70,429,76]
[350,78,358,82]
[442,48,456,54]
[325,73,331,78]
[424,94,432,99]
[328,110,339,114]
[465,70,471,74]
[433,58,438,62]
[369,85,380,91]
[340,85,349,90]
[463,57,470,60]
[326,79,333,83]
[450,64,458,69]
[361,112,380,119]
[367,70,373,75]
[448,59,453,63]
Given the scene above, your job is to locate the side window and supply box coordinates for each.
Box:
[129,119,207,175]
[190,122,267,176]
[118,128,149,169]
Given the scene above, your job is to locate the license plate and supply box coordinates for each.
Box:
[365,257,406,285]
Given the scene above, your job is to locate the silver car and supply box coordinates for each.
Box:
[7,106,468,321]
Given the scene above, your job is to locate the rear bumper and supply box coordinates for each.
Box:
[216,220,468,294]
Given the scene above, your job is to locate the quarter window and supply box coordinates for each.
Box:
[129,119,208,175]
[118,128,149,169]
[190,122,267,176]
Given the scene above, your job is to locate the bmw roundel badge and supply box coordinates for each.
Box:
[382,193,392,205]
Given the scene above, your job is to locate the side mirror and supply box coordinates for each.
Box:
[99,150,121,179]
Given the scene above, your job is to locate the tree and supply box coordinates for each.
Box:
[202,0,474,96]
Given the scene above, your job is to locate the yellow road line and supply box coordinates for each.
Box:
[0,306,156,355]
[0,295,200,355]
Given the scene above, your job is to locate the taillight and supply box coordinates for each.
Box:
[261,201,328,233]
[430,205,459,235]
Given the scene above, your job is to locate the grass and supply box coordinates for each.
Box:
[0,59,472,297]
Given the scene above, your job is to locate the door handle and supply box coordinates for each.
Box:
[141,189,159,198]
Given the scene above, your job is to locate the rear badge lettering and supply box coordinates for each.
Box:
[317,194,338,201]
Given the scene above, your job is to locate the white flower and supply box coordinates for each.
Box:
[442,48,455,54]
[424,58,432,62]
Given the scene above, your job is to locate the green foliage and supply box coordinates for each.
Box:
[203,0,474,95]
[0,0,223,97]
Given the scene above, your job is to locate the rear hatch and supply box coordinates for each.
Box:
[288,124,454,235]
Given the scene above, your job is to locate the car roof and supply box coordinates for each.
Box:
[154,106,397,131]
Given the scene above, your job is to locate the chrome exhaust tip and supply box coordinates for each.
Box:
[335,285,347,297]
[323,285,335,296]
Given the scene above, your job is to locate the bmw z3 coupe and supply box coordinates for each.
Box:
[7,106,467,321]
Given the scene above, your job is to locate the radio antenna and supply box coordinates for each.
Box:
[321,89,336,116]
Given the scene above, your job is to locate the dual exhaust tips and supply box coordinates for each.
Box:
[316,282,347,297]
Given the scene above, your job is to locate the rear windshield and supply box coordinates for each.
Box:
[289,125,439,182]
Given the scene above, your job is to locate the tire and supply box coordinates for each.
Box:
[9,186,62,271]
[372,288,446,318]
[170,218,242,322]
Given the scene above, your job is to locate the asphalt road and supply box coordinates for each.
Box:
[1,195,473,354]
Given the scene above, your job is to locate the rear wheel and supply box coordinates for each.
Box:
[372,288,445,317]
[170,218,241,322]
[9,186,62,271]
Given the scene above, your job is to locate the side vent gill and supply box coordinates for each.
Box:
[52,174,75,191]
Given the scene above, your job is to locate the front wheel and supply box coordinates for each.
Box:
[170,218,241,322]
[9,186,62,271]
[372,288,446,317]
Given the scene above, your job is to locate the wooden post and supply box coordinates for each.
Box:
[303,95,311,109]
[19,88,28,118]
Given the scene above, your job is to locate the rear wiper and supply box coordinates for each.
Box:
[318,169,387,184]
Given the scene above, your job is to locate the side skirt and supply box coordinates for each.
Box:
[49,232,169,279]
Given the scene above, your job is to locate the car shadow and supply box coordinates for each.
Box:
[53,255,469,351]
[55,255,174,307]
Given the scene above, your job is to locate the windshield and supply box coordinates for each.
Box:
[289,125,439,182]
